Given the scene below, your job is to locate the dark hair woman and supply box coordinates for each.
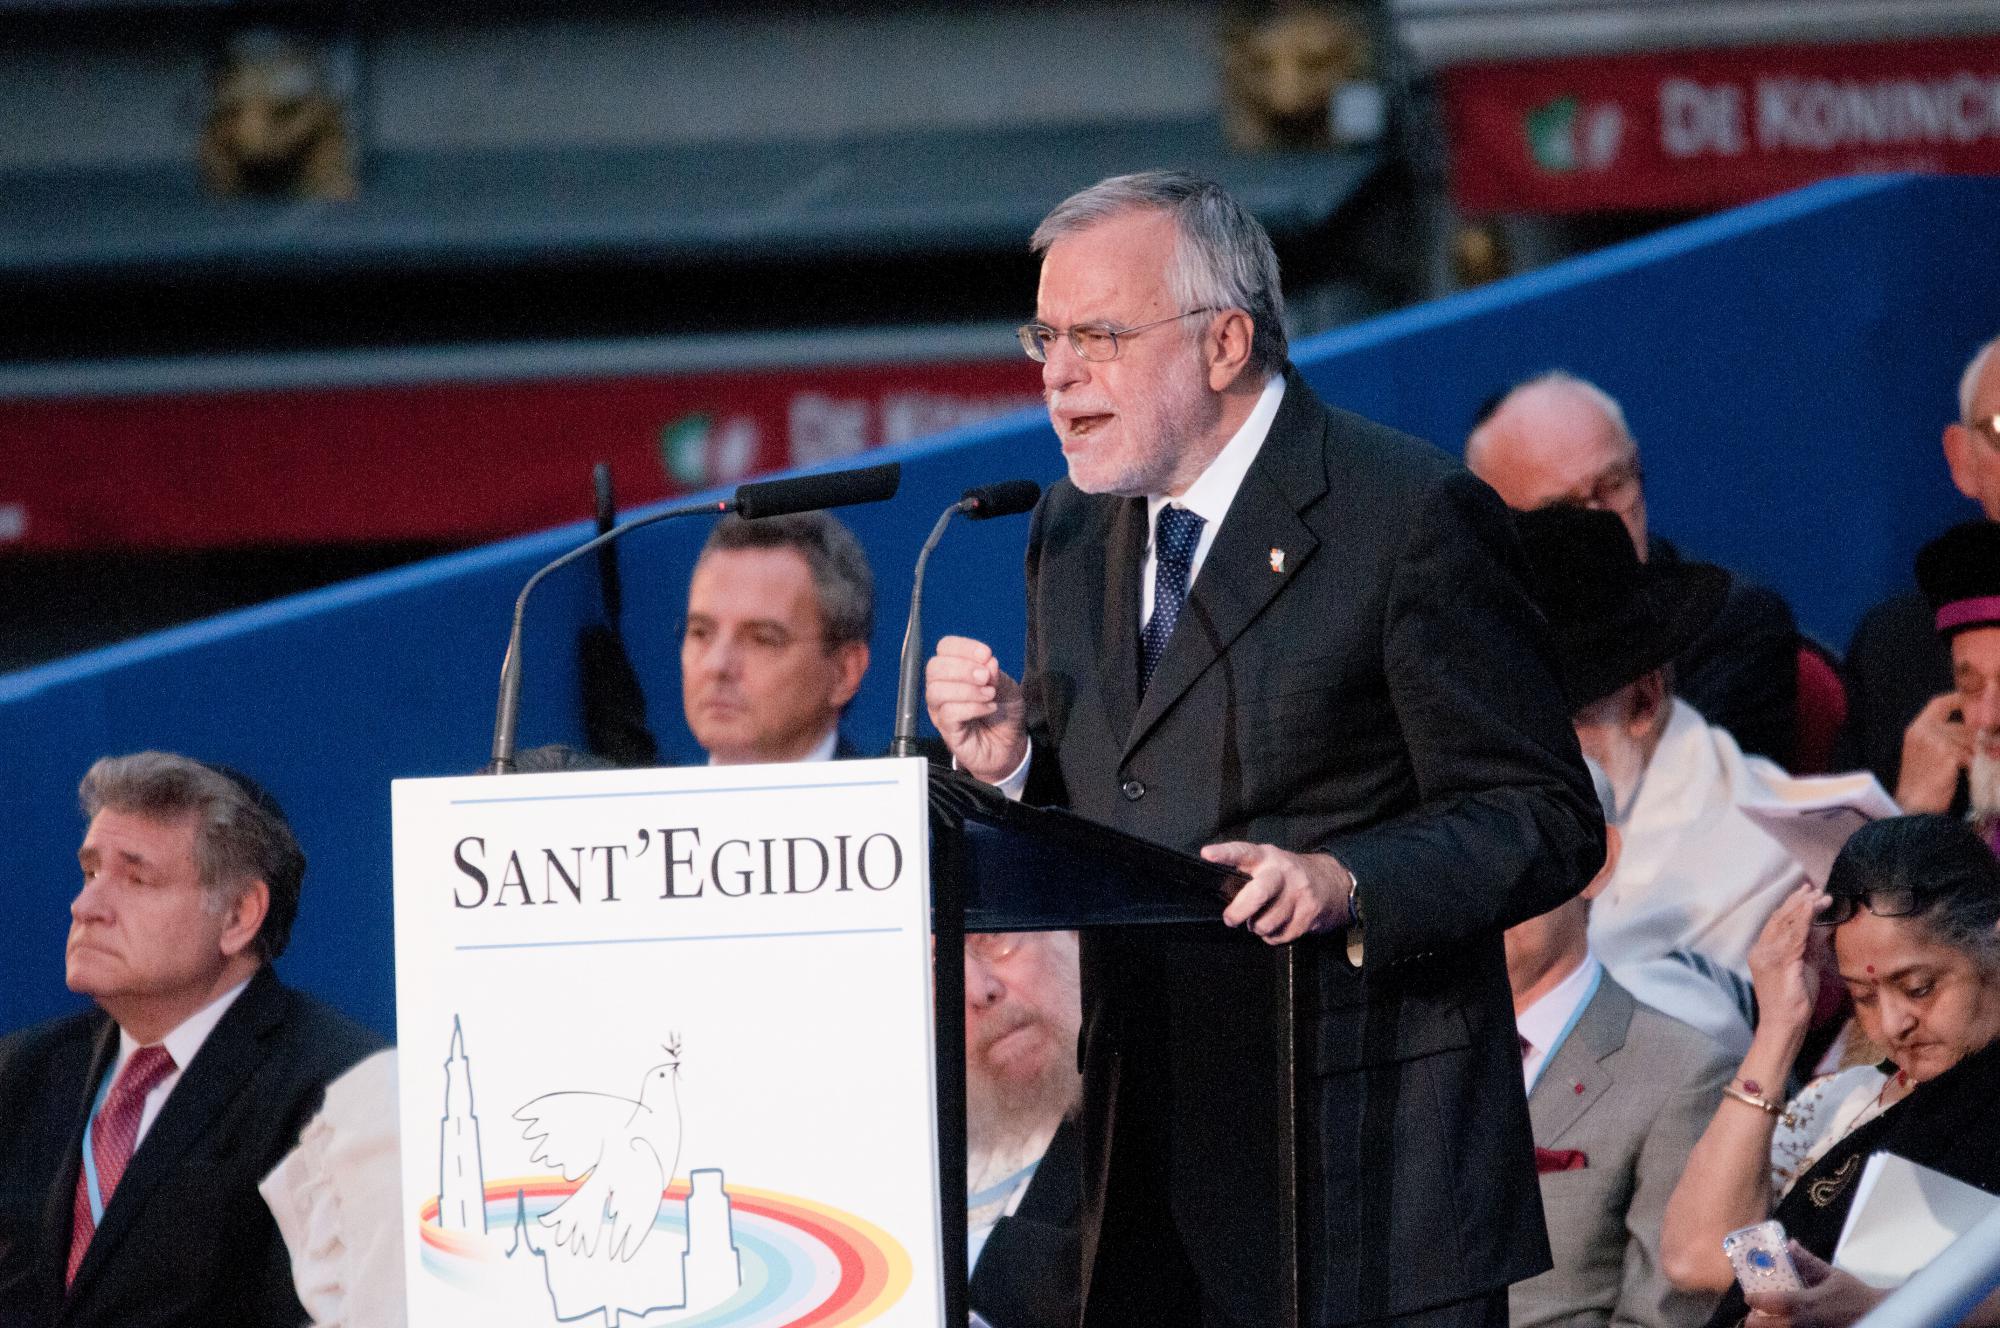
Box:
[1662,814,2000,1328]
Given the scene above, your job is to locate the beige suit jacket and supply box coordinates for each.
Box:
[1508,976,1734,1328]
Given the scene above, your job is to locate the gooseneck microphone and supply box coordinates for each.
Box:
[489,462,902,773]
[734,463,901,520]
[889,479,1042,759]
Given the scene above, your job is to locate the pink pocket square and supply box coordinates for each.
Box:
[1535,1147,1588,1174]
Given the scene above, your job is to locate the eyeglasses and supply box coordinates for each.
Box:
[1016,308,1221,363]
[1542,456,1644,513]
[1814,889,1922,926]
[966,933,1026,963]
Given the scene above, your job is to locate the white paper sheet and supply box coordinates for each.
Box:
[1739,772,1900,887]
[1833,1151,2000,1289]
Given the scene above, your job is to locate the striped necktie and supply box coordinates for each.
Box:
[68,1044,176,1288]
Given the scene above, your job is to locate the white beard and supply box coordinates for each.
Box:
[1969,746,2000,818]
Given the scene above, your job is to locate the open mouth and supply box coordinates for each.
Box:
[1053,406,1113,442]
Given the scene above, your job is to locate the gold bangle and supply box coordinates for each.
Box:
[1721,1084,1783,1116]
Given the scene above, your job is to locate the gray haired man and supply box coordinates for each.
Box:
[0,751,382,1327]
[926,170,1601,1328]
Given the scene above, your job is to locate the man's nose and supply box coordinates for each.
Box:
[71,877,111,923]
[1965,684,2000,738]
[1041,338,1088,393]
[964,955,1005,1009]
[691,633,740,677]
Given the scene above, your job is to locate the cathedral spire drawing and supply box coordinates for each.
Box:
[439,1015,489,1233]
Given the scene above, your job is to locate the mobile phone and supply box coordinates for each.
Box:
[1722,1220,1804,1295]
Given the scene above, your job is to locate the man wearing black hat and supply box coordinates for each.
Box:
[1897,520,2000,856]
[1468,371,1800,767]
[0,751,382,1328]
[1511,507,1809,1006]
[1840,333,2000,798]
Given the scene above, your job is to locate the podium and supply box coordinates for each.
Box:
[929,769,1302,1328]
[388,759,1301,1327]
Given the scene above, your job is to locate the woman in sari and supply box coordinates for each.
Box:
[1662,813,2000,1328]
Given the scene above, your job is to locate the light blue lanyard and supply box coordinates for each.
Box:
[79,1063,117,1225]
[968,1158,1041,1212]
[1526,964,1602,1095]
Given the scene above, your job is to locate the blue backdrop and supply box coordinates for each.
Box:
[5,173,1996,1038]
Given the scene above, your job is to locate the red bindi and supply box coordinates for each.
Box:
[1866,965,1875,974]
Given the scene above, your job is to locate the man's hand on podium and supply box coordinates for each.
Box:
[1205,843,1356,945]
[926,635,1029,785]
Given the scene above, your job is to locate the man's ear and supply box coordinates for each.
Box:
[1581,824,1621,902]
[1945,423,1981,503]
[219,879,270,960]
[829,641,869,710]
[1204,310,1257,393]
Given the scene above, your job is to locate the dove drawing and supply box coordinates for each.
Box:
[514,1041,684,1261]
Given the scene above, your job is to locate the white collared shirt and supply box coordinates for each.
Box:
[1515,951,1602,1092]
[705,726,840,766]
[994,373,1285,797]
[112,974,253,1148]
[1140,374,1286,624]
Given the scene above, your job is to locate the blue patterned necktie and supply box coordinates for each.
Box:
[1140,504,1206,697]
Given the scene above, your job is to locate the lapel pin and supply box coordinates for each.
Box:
[1269,548,1285,574]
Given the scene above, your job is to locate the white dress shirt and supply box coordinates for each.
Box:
[995,373,1285,798]
[1515,952,1602,1092]
[111,975,253,1148]
[1139,373,1287,622]
[705,726,840,766]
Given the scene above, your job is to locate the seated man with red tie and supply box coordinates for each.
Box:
[0,751,382,1328]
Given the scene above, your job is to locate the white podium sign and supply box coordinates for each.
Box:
[390,758,941,1327]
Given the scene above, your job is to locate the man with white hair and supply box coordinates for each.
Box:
[1510,505,1807,999]
[1897,520,2000,853]
[964,930,1083,1328]
[927,169,1601,1328]
[1468,371,1800,766]
[1841,334,2000,806]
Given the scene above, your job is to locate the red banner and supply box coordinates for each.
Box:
[1444,34,2000,214]
[0,359,1042,551]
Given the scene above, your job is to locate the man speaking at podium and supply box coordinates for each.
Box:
[926,172,1603,1328]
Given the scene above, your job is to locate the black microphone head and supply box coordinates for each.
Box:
[960,479,1041,520]
[733,462,901,520]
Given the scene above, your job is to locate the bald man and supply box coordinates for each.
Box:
[1468,372,1799,767]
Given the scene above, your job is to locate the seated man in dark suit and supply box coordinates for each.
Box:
[965,930,1083,1328]
[1468,371,1800,767]
[0,751,383,1328]
[679,510,873,765]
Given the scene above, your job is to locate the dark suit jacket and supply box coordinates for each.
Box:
[0,968,384,1328]
[1019,371,1604,1326]
[1836,589,1956,798]
[969,1116,1082,1328]
[1651,538,1798,768]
